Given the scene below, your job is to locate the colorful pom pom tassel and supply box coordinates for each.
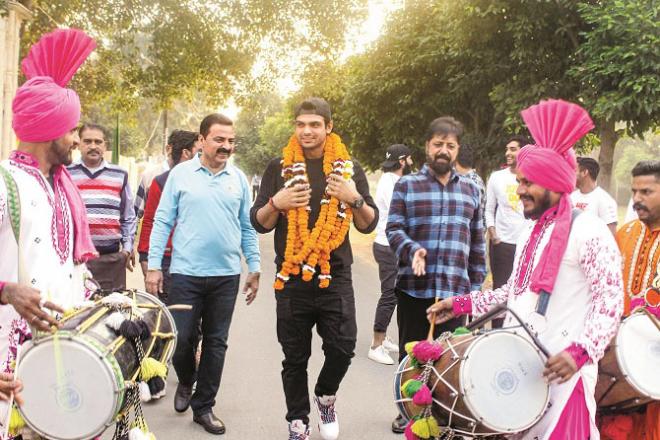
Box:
[105,311,126,332]
[401,379,423,398]
[404,419,419,440]
[8,406,25,436]
[412,340,443,363]
[412,384,433,406]
[139,381,152,402]
[453,326,471,336]
[140,357,167,381]
[405,341,418,357]
[411,416,441,439]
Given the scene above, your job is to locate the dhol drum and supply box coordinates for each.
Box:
[17,290,177,440]
[596,311,660,413]
[394,330,549,437]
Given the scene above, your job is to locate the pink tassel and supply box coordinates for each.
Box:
[412,340,443,363]
[21,28,96,86]
[404,420,419,440]
[412,384,433,406]
[520,99,594,159]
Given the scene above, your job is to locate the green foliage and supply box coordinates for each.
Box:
[569,0,660,135]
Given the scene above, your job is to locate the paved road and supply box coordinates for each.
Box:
[112,230,404,440]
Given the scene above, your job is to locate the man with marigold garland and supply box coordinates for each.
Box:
[251,97,377,440]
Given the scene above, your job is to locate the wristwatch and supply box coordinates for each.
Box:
[349,196,365,209]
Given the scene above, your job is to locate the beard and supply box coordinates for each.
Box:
[50,139,73,166]
[521,190,553,220]
[427,152,452,175]
[402,162,413,175]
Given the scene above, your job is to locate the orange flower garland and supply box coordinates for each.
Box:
[274,133,354,290]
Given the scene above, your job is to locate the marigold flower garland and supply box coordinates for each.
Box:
[274,133,354,290]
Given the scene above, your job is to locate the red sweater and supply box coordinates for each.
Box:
[138,171,173,260]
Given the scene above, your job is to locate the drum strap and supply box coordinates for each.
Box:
[535,209,582,316]
[0,166,20,243]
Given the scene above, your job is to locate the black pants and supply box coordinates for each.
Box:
[169,273,240,416]
[372,243,398,333]
[489,242,516,289]
[396,289,464,363]
[276,269,357,424]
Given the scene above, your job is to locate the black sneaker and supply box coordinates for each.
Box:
[391,414,407,434]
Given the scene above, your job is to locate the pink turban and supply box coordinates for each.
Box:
[517,99,594,295]
[12,28,96,142]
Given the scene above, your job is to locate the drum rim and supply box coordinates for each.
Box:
[393,355,414,422]
[18,332,124,440]
[614,314,660,399]
[132,289,178,362]
[459,330,550,433]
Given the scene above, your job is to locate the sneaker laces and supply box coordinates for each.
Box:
[315,397,337,424]
[288,421,309,440]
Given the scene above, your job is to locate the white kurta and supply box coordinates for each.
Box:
[0,157,90,434]
[471,211,623,440]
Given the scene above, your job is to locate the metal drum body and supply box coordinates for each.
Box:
[596,313,660,412]
[18,291,177,440]
[394,330,549,437]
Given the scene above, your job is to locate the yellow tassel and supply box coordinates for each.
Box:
[427,416,441,437]
[140,357,167,381]
[9,406,25,436]
[405,341,418,357]
[411,418,430,438]
[62,308,77,319]
[146,432,157,440]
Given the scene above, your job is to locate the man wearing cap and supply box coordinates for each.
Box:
[0,29,97,410]
[428,100,623,439]
[368,144,412,365]
[251,97,377,440]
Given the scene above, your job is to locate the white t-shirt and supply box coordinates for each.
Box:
[571,186,618,225]
[374,172,401,246]
[485,168,528,244]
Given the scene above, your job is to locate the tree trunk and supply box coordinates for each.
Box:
[162,109,169,155]
[597,119,618,194]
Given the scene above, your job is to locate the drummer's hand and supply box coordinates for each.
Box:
[145,270,163,295]
[0,373,23,406]
[426,298,455,324]
[0,283,63,331]
[243,272,260,306]
[412,248,427,276]
[543,351,578,384]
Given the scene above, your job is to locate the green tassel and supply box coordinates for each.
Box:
[140,357,167,381]
[401,379,423,398]
[9,406,25,436]
[453,326,470,336]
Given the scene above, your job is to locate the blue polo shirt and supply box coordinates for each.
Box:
[148,154,260,276]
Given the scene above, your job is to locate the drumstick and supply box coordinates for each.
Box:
[427,297,440,341]
[634,307,660,332]
[2,345,22,439]
[168,304,193,311]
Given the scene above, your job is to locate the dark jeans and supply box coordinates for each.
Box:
[161,256,172,305]
[396,289,465,363]
[489,242,516,289]
[372,243,398,333]
[276,269,357,424]
[169,273,240,416]
[87,251,127,292]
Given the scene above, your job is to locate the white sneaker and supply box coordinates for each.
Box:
[383,336,399,352]
[368,345,394,365]
[314,395,339,440]
[288,420,310,440]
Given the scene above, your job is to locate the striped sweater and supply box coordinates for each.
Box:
[68,162,129,253]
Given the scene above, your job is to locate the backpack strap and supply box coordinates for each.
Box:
[0,166,21,243]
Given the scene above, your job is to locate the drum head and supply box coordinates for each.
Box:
[19,334,123,440]
[460,331,549,433]
[616,313,660,399]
